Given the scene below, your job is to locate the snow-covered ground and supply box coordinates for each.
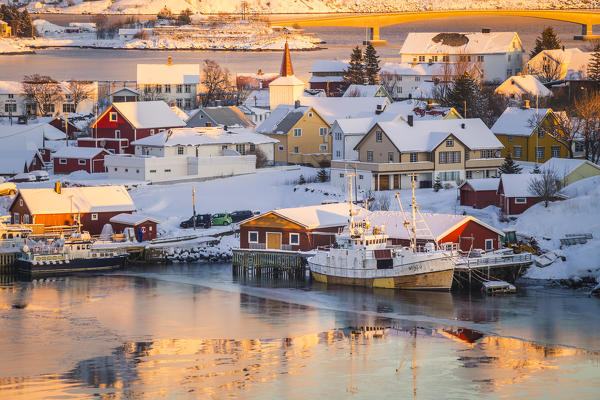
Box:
[0,39,34,55]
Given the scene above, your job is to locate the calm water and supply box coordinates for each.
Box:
[0,263,599,399]
[0,16,594,82]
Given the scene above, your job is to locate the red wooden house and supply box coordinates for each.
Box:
[9,183,136,234]
[82,101,185,154]
[459,178,500,209]
[53,147,111,174]
[498,174,544,215]
[109,213,160,241]
[240,203,365,251]
[369,212,505,252]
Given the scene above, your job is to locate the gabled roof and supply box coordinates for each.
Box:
[244,90,270,108]
[297,96,389,124]
[498,174,536,197]
[187,106,255,129]
[255,105,312,134]
[342,84,390,99]
[380,62,447,76]
[494,75,552,98]
[52,147,108,159]
[541,157,600,176]
[245,203,366,230]
[400,32,522,55]
[459,178,500,191]
[132,126,278,147]
[94,101,186,130]
[110,87,140,96]
[109,213,160,225]
[15,186,135,214]
[491,107,553,136]
[136,63,200,85]
[528,48,593,80]
[309,60,348,73]
[0,80,23,95]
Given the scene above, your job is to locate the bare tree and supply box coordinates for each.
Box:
[200,59,233,106]
[572,91,600,163]
[140,85,166,102]
[526,53,564,83]
[528,169,562,207]
[65,80,93,112]
[22,74,62,116]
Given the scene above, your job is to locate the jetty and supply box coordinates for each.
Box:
[232,248,308,279]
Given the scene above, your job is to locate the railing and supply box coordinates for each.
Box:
[460,253,532,268]
[249,243,266,249]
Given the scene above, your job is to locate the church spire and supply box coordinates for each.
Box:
[280,40,294,77]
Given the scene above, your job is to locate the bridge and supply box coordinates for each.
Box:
[271,10,600,44]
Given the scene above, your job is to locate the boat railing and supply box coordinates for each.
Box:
[461,252,533,267]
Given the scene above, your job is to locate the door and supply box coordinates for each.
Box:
[379,175,390,190]
[393,174,399,189]
[266,232,281,250]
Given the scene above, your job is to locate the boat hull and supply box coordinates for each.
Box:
[311,267,455,290]
[17,255,126,276]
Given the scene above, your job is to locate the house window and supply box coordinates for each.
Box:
[150,129,155,135]
[114,168,118,172]
[339,173,344,178]
[507,69,512,77]
[185,84,192,93]
[164,169,171,172]
[359,174,363,180]
[293,128,302,137]
[438,171,460,181]
[293,146,299,153]
[115,130,120,139]
[537,129,544,139]
[439,151,461,164]
[319,144,328,151]
[575,142,584,152]
[480,150,495,158]
[415,76,420,82]
[335,132,342,140]
[109,112,117,122]
[536,146,545,160]
[278,145,284,152]
[551,146,561,158]
[13,213,19,223]
[289,233,300,245]
[59,158,67,165]
[155,85,162,93]
[410,152,417,162]
[485,239,494,251]
[465,151,470,161]
[508,135,513,142]
[466,171,473,179]
[8,94,13,99]
[249,144,255,151]
[23,214,29,224]
[442,55,449,62]
[91,213,98,221]
[319,127,328,136]
[19,199,23,206]
[375,130,383,142]
[185,98,191,109]
[515,197,527,204]
[418,55,425,62]
[63,103,76,113]
[388,152,394,162]
[248,231,258,243]
[367,151,373,161]
[308,112,313,117]
[43,104,55,113]
[176,85,183,93]
[4,104,16,113]
[150,169,156,173]
[164,85,171,93]
[176,99,183,107]
[335,150,341,158]
[178,146,184,155]
[431,55,438,62]
[513,146,522,159]
[78,159,86,165]
[236,144,246,155]
[477,55,484,62]
[446,139,454,147]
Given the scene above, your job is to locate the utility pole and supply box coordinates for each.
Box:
[192,185,196,230]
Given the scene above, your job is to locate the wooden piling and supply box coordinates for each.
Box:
[232,248,306,280]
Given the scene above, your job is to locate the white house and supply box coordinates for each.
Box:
[379,62,449,100]
[105,126,278,183]
[494,75,552,102]
[137,59,200,109]
[398,31,525,82]
[331,117,378,162]
[296,96,391,125]
[526,48,592,81]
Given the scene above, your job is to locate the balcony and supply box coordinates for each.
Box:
[465,158,504,169]
[331,160,434,173]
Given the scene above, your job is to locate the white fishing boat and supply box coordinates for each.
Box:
[308,175,458,290]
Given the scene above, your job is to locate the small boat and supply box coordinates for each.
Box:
[481,281,517,295]
[17,232,127,276]
[308,175,458,291]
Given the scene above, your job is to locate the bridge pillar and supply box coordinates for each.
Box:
[363,26,387,46]
[574,24,599,41]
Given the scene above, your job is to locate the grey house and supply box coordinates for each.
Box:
[186,106,255,129]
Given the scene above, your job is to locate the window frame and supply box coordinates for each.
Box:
[78,159,86,165]
[58,158,67,165]
[91,213,98,221]
[515,197,527,204]
[109,112,118,122]
[293,128,302,137]
[248,231,259,243]
[289,233,300,246]
[366,150,373,162]
[485,239,494,251]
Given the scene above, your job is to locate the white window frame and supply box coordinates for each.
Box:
[375,130,383,142]
[319,127,328,136]
[78,159,86,165]
[446,139,454,147]
[19,199,23,206]
[115,130,120,139]
[248,231,259,243]
[367,150,373,162]
[515,197,527,204]
[177,146,184,155]
[513,146,522,159]
[289,233,300,246]
[410,152,418,163]
[91,213,98,221]
[485,239,494,251]
[293,146,299,154]
[109,112,117,122]
[59,158,67,165]
[278,145,284,152]
[293,128,302,137]
[319,144,327,151]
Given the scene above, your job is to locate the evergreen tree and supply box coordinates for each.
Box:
[317,168,328,182]
[342,46,365,89]
[19,10,34,37]
[588,43,600,82]
[298,174,306,185]
[530,27,561,58]
[532,164,541,174]
[364,43,380,85]
[433,176,442,192]
[498,154,522,175]
[443,72,488,120]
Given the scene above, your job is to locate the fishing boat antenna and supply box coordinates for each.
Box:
[395,191,414,248]
[408,174,438,249]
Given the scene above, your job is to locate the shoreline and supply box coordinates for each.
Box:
[24,44,325,52]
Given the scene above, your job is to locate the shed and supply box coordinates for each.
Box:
[459,178,500,209]
[53,147,110,174]
[498,174,542,215]
[109,213,160,241]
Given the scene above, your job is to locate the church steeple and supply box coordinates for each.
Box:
[280,41,294,77]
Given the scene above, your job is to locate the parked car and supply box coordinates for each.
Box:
[211,213,232,226]
[230,210,254,223]
[179,214,212,229]
[30,170,49,181]
[10,173,35,183]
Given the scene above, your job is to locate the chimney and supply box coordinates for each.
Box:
[375,103,385,114]
[167,57,172,65]
[294,100,301,109]
[224,125,228,131]
[461,123,466,129]
[482,28,491,34]
[54,181,61,194]
[522,99,530,109]
[407,115,414,127]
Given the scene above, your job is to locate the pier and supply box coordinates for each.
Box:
[453,252,534,290]
[232,248,308,278]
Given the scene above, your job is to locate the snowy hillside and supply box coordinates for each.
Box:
[14,0,600,15]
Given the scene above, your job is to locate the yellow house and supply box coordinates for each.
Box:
[0,20,11,37]
[256,104,331,167]
[541,158,600,186]
[491,105,568,163]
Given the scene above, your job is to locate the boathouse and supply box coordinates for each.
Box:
[496,174,563,215]
[369,212,505,253]
[53,147,110,174]
[459,178,500,209]
[9,183,136,234]
[240,203,366,251]
[109,213,159,241]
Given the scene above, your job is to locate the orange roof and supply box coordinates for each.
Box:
[280,41,294,77]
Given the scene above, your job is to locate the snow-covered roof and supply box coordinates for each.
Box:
[541,157,600,176]
[108,101,186,129]
[55,112,95,131]
[459,178,500,191]
[297,96,389,124]
[369,211,503,241]
[16,186,135,214]
[380,62,448,76]
[332,117,379,136]
[52,146,107,159]
[411,81,439,99]
[400,32,521,55]
[368,118,502,153]
[268,203,365,229]
[494,75,552,98]
[269,75,305,86]
[342,84,389,98]
[187,106,254,129]
[255,105,311,135]
[110,87,140,96]
[244,90,270,108]
[491,107,552,136]
[118,28,140,35]
[375,100,459,121]
[136,63,200,85]
[499,174,536,197]
[170,106,189,122]
[132,126,278,147]
[0,80,22,95]
[109,213,160,225]
[528,48,593,80]
[309,60,348,73]
[308,76,345,83]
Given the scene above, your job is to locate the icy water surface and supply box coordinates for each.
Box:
[0,263,599,399]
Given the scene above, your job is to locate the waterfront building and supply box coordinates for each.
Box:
[137,58,200,109]
[497,174,560,215]
[459,178,501,209]
[540,158,600,186]
[52,147,111,174]
[308,60,348,96]
[379,62,452,100]
[111,87,140,103]
[109,213,160,241]
[0,20,11,37]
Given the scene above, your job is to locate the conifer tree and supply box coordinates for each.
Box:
[342,46,365,89]
[364,43,380,85]
[433,176,442,192]
[498,154,522,175]
[530,27,561,58]
[588,43,600,81]
[317,168,328,182]
[443,72,487,119]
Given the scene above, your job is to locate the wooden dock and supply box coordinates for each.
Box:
[232,248,308,278]
[0,251,17,274]
[453,252,533,290]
